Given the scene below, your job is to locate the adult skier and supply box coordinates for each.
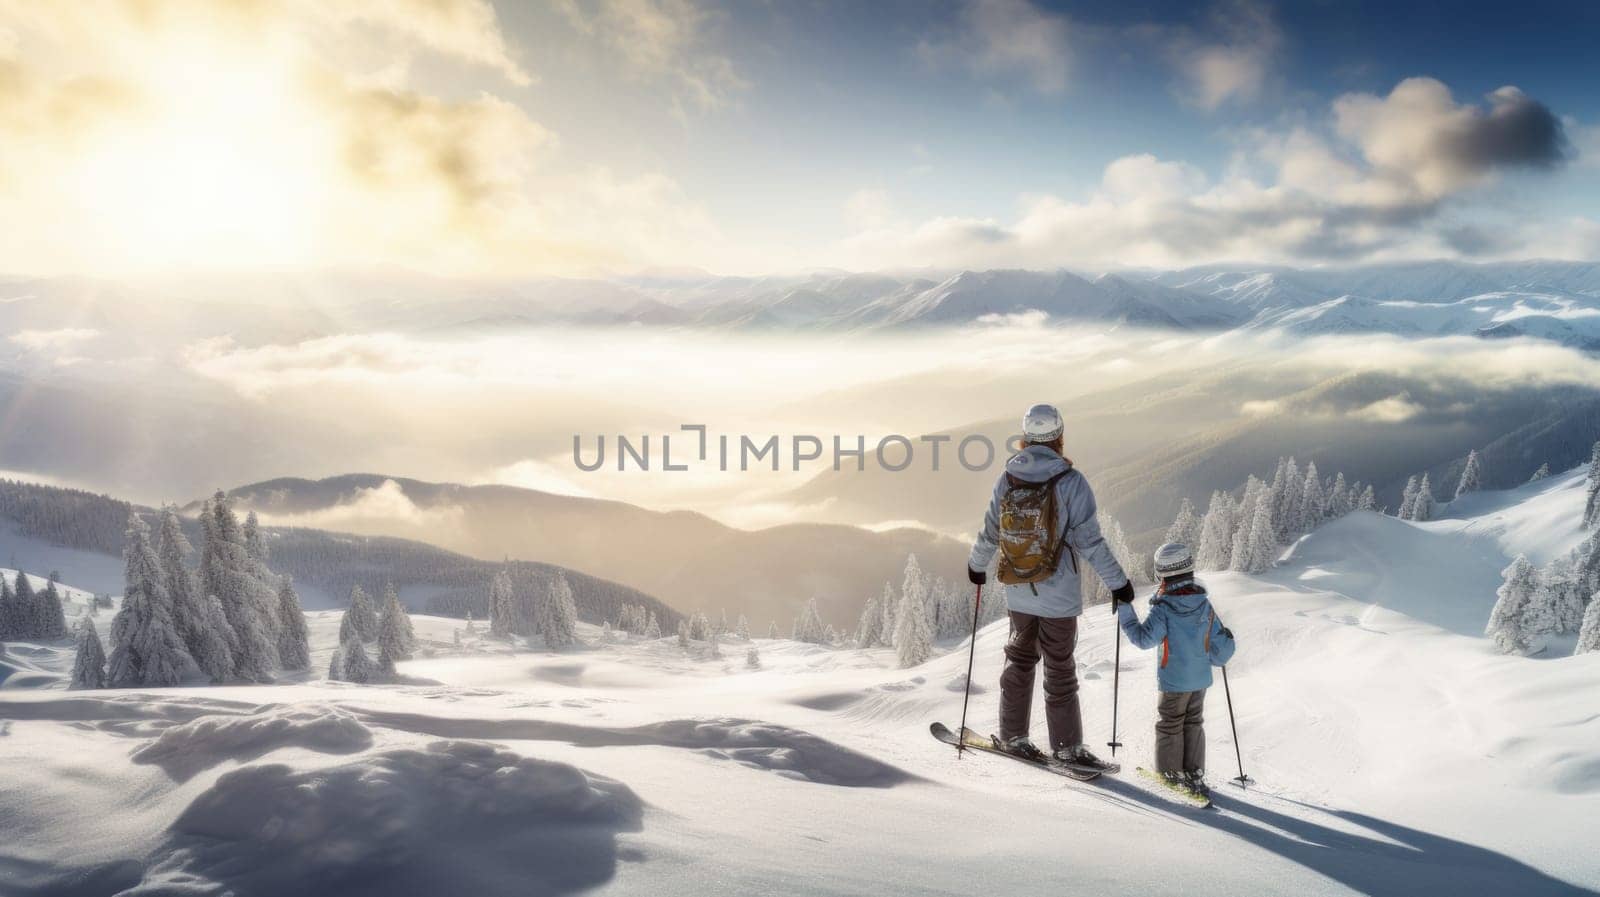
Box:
[967,403,1134,772]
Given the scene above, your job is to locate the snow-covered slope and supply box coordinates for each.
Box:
[1,478,1597,895]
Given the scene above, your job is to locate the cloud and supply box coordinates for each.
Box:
[1172,0,1280,110]
[557,0,744,113]
[250,478,465,533]
[0,0,725,276]
[840,78,1577,269]
[844,188,895,231]
[920,0,1073,95]
[10,327,99,351]
[1349,394,1425,423]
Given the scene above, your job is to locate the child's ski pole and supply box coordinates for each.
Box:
[1222,665,1252,787]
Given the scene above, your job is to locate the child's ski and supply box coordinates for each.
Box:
[1135,767,1215,809]
[929,722,1101,782]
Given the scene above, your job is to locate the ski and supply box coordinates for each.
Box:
[929,722,1102,782]
[1134,767,1215,809]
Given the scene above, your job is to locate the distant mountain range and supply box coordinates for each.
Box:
[209,474,971,631]
[7,259,1600,348]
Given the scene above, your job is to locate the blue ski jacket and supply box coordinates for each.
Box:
[1117,578,1235,693]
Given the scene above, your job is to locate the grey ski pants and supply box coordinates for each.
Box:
[999,612,1081,751]
[1156,689,1206,773]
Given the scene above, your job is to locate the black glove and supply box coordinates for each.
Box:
[1219,626,1234,640]
[967,567,987,586]
[1110,582,1136,606]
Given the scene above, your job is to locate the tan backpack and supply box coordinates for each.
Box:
[996,468,1074,585]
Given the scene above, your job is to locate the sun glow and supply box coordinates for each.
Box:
[68,37,334,272]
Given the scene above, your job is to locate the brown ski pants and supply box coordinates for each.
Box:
[999,612,1082,751]
[1156,689,1207,773]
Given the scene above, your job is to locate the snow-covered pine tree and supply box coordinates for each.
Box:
[644,611,662,639]
[1195,491,1235,571]
[1233,485,1277,574]
[12,573,39,638]
[327,645,343,681]
[200,494,279,680]
[1586,441,1600,528]
[108,515,195,687]
[242,511,268,563]
[1229,477,1263,571]
[1164,497,1201,549]
[275,576,311,671]
[1398,475,1420,520]
[1327,472,1351,518]
[71,615,107,689]
[1273,457,1301,542]
[822,624,837,646]
[717,609,730,638]
[688,611,711,641]
[877,581,896,647]
[0,577,17,640]
[735,614,750,640]
[377,582,415,665]
[1486,555,1545,655]
[892,570,933,668]
[1456,450,1483,500]
[925,576,947,632]
[677,620,690,648]
[792,597,826,644]
[340,639,375,684]
[1298,462,1325,534]
[1576,595,1600,655]
[340,585,378,645]
[1358,485,1377,512]
[1540,556,1587,634]
[488,569,515,638]
[896,556,934,645]
[38,575,67,640]
[746,645,761,668]
[158,507,234,681]
[1412,473,1436,522]
[1529,462,1551,482]
[543,575,578,648]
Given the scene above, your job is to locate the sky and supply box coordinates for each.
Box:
[2,0,1600,277]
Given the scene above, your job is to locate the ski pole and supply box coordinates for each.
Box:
[1222,665,1252,788]
[1107,604,1123,757]
[955,583,983,757]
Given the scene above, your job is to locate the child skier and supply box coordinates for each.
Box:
[1114,541,1235,797]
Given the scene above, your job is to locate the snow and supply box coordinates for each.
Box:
[2,478,1599,895]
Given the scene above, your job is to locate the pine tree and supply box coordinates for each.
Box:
[327,645,344,681]
[1398,475,1420,520]
[1229,477,1264,571]
[1487,555,1545,655]
[677,620,690,648]
[1358,485,1377,512]
[71,615,107,689]
[1273,457,1301,543]
[1298,462,1325,534]
[488,570,515,638]
[379,582,417,657]
[767,620,779,639]
[735,614,750,640]
[877,581,896,647]
[1586,441,1600,528]
[1455,450,1483,500]
[542,575,578,648]
[200,494,278,681]
[38,575,67,639]
[108,515,195,687]
[644,611,661,639]
[1576,595,1600,655]
[688,611,710,641]
[158,507,234,681]
[792,597,826,644]
[340,640,375,684]
[275,577,311,671]
[1412,474,1436,522]
[0,577,17,640]
[892,571,933,668]
[13,573,39,638]
[854,594,881,647]
[1541,556,1587,634]
[340,585,378,645]
[1195,490,1236,571]
[1326,472,1351,518]
[746,645,761,669]
[1529,462,1551,482]
[1164,497,1201,549]
[1233,485,1277,574]
[717,609,730,638]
